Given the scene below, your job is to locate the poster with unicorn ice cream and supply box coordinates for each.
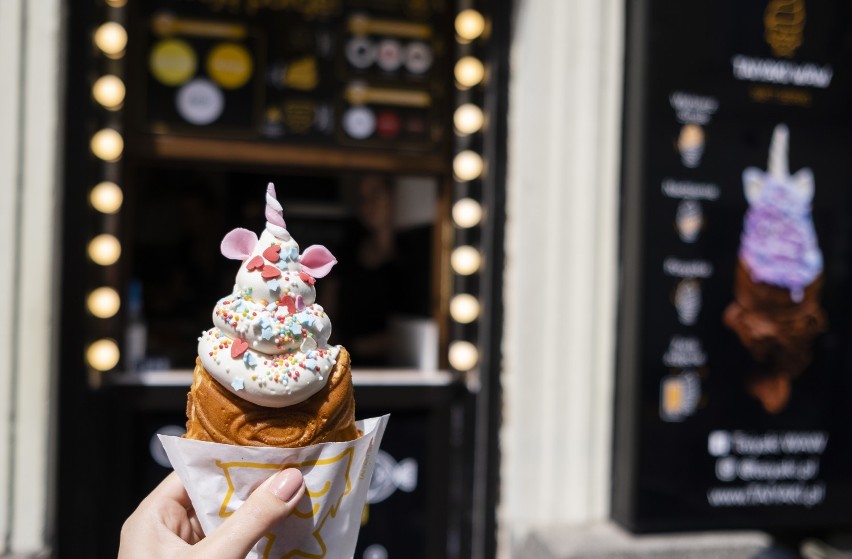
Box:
[724,124,827,413]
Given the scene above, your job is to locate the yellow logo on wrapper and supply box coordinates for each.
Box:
[159,415,389,559]
[215,447,355,559]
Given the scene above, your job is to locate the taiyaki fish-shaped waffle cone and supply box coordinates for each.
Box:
[185,348,358,447]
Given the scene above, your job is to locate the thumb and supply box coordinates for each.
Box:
[193,468,305,559]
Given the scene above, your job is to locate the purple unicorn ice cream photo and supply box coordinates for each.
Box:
[724,124,827,413]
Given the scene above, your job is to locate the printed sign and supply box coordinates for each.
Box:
[615,0,852,532]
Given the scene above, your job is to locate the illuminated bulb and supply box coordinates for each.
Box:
[450,294,480,324]
[90,128,124,161]
[453,150,484,181]
[90,181,123,214]
[451,245,481,275]
[452,198,483,228]
[88,234,121,266]
[449,341,478,371]
[92,75,125,109]
[94,22,127,58]
[87,287,121,319]
[455,9,486,41]
[105,0,128,6]
[86,338,120,371]
[455,56,485,88]
[454,103,484,135]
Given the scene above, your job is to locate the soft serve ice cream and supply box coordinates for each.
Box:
[197,184,338,408]
[186,184,357,446]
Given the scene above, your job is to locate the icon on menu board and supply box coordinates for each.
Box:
[405,41,433,74]
[377,39,404,72]
[675,199,703,243]
[346,36,376,69]
[765,0,806,58]
[343,106,376,139]
[673,278,702,326]
[176,78,224,125]
[150,38,197,87]
[677,123,705,168]
[206,42,253,90]
[660,370,701,422]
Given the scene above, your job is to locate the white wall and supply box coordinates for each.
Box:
[0,0,63,554]
[500,0,624,551]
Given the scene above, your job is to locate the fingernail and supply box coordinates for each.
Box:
[269,469,304,503]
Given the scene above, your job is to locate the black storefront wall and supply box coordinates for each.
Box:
[57,0,509,557]
[615,0,852,534]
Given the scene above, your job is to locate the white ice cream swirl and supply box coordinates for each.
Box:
[197,184,339,408]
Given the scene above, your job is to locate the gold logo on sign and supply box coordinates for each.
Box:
[764,0,806,58]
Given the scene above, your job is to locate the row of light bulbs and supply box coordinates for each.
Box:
[447,8,487,373]
[86,5,128,373]
[84,7,489,373]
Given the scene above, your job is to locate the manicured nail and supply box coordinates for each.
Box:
[269,469,304,503]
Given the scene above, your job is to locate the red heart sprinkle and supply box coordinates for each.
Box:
[231,338,249,359]
[246,255,264,271]
[279,295,296,314]
[263,244,281,263]
[299,271,316,286]
[262,265,281,279]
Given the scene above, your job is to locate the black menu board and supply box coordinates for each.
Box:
[614,0,852,532]
[133,0,449,152]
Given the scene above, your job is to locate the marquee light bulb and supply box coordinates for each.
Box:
[452,198,483,228]
[94,22,127,59]
[454,103,484,135]
[91,128,124,161]
[455,9,486,41]
[451,245,481,276]
[86,338,120,371]
[90,181,123,214]
[450,294,480,324]
[92,75,125,109]
[87,287,121,318]
[88,234,121,266]
[453,150,484,181]
[454,56,485,88]
[449,341,479,371]
[105,0,128,6]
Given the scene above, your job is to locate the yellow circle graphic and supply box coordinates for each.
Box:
[149,39,197,87]
[207,43,253,90]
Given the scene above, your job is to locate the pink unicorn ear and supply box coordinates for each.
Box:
[300,245,337,278]
[221,228,258,260]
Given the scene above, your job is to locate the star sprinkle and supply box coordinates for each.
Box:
[267,279,280,292]
[243,352,257,367]
[231,377,245,391]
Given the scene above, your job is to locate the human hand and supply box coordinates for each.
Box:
[118,468,305,559]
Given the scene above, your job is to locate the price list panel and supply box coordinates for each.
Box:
[615,0,852,532]
[134,0,449,153]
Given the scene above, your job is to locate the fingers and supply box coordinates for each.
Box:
[146,471,193,509]
[192,468,305,559]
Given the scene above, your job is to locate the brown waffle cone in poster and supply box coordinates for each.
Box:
[723,259,827,413]
[184,347,359,447]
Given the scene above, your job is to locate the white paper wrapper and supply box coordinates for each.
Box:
[159,415,389,559]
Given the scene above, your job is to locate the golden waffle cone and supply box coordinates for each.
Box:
[185,346,358,446]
